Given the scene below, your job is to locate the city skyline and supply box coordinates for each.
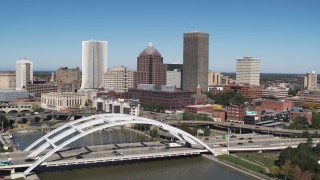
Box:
[0,0,319,73]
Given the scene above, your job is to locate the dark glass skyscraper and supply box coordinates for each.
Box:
[182,32,209,91]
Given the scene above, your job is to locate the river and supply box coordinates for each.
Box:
[13,131,251,180]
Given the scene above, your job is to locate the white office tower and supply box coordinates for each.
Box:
[236,56,260,85]
[16,57,33,90]
[304,71,317,90]
[80,40,107,91]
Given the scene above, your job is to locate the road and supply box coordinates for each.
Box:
[1,134,316,169]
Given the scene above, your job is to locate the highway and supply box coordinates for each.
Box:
[166,120,319,135]
[0,134,316,170]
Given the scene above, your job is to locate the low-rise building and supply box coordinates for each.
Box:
[0,72,16,90]
[93,97,140,116]
[262,87,289,99]
[41,92,87,111]
[126,84,193,110]
[252,99,293,113]
[289,107,312,124]
[0,91,34,102]
[223,84,262,100]
[185,104,214,114]
[26,84,58,98]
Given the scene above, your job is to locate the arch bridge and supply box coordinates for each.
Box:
[23,114,215,176]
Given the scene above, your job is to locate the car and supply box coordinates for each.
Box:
[237,142,243,145]
[239,137,244,140]
[255,126,260,129]
[148,147,155,151]
[76,155,83,159]
[230,135,237,138]
[25,158,35,162]
[220,144,228,147]
[248,140,254,143]
[230,123,234,126]
[212,144,219,147]
[204,138,209,141]
[247,137,252,140]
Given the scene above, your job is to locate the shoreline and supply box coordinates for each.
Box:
[202,154,273,180]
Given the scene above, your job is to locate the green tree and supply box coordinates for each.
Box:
[0,115,9,129]
[290,116,309,130]
[311,111,320,129]
[32,103,44,112]
[149,128,158,138]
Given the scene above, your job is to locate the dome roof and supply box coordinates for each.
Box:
[140,42,161,56]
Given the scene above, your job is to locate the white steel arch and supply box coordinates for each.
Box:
[23,114,215,176]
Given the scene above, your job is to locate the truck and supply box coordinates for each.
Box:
[165,141,186,148]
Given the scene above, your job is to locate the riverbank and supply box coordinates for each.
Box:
[202,154,274,180]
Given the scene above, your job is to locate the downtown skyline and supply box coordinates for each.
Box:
[0,0,319,73]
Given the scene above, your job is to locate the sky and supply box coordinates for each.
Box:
[0,0,319,73]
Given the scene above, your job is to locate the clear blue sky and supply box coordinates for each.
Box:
[0,0,319,73]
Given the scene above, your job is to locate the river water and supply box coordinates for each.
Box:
[13,131,251,180]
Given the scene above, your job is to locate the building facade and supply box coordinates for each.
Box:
[289,107,312,124]
[0,91,34,102]
[26,84,58,98]
[236,56,260,85]
[166,64,183,89]
[56,67,81,84]
[304,71,317,90]
[102,66,133,92]
[93,97,140,116]
[134,42,167,87]
[16,57,33,90]
[223,84,263,100]
[0,72,16,90]
[252,99,293,113]
[127,84,194,110]
[262,87,289,99]
[80,40,107,91]
[41,92,87,111]
[183,32,209,92]
[208,71,221,86]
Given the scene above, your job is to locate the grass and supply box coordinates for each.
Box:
[236,152,280,169]
[217,154,265,174]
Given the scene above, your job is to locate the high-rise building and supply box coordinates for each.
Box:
[166,63,183,89]
[80,40,107,91]
[0,72,16,90]
[304,71,317,90]
[208,71,221,86]
[16,57,33,90]
[182,31,209,92]
[102,66,134,92]
[134,42,166,87]
[236,56,260,85]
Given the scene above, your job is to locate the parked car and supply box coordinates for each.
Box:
[230,135,237,138]
[248,140,254,143]
[237,142,243,145]
[239,137,244,140]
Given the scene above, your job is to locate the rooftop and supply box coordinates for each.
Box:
[140,42,161,55]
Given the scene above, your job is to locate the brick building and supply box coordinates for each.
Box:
[289,107,312,124]
[223,83,262,100]
[126,84,193,110]
[252,99,293,113]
